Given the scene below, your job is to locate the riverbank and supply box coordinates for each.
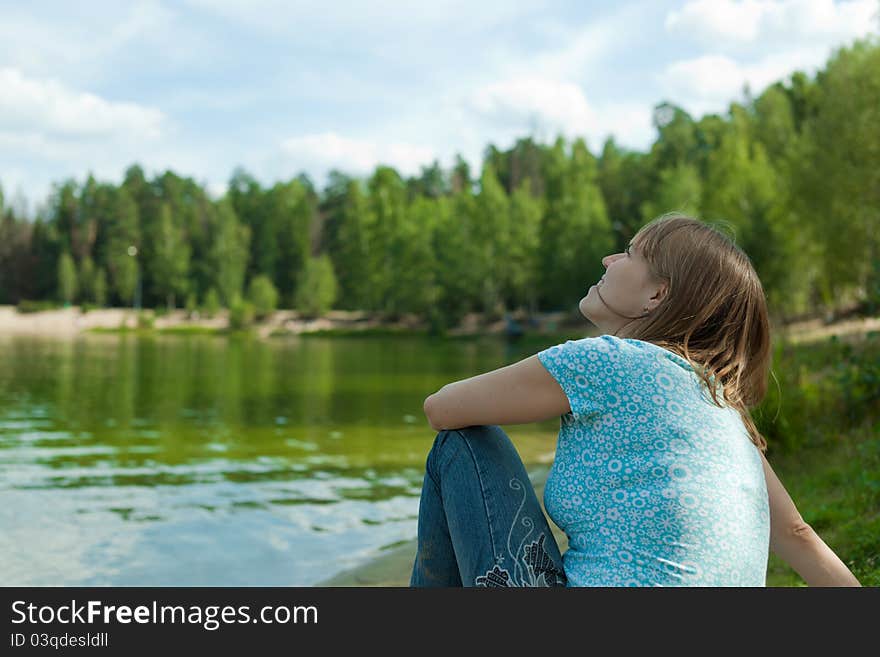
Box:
[1,303,879,344]
[0,306,582,340]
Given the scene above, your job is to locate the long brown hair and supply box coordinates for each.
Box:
[613,213,772,453]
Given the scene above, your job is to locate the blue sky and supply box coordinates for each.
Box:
[1,0,877,214]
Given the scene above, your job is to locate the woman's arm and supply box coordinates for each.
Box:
[761,452,861,586]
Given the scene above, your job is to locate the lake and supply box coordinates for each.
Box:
[0,331,573,585]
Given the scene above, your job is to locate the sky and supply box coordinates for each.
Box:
[1,0,877,215]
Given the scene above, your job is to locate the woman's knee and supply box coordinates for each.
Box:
[425,425,514,476]
[428,425,500,457]
[426,428,467,469]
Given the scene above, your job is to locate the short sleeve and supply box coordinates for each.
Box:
[536,334,624,422]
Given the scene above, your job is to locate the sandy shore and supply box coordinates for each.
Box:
[0,306,422,338]
[0,306,579,339]
[2,304,879,343]
[0,306,228,337]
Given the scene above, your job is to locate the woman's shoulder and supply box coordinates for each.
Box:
[619,337,696,372]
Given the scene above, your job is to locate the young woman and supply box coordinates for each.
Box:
[410,213,861,587]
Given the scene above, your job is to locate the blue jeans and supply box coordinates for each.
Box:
[409,425,568,587]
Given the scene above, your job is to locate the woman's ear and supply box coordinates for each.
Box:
[651,282,669,303]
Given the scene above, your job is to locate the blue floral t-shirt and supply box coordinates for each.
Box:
[536,334,770,586]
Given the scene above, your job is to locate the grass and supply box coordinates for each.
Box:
[157,325,224,336]
[87,326,153,336]
[288,326,433,338]
[765,418,879,586]
[757,331,879,586]
[15,300,63,313]
[87,325,252,337]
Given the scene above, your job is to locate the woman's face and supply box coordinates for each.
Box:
[579,241,668,334]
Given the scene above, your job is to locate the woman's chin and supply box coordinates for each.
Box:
[578,297,593,320]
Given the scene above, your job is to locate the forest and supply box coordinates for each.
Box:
[0,37,877,332]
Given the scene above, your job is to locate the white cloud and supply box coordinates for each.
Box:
[469,78,597,137]
[0,1,223,97]
[183,0,549,38]
[514,12,635,81]
[0,68,166,139]
[3,0,872,212]
[278,132,436,178]
[665,0,877,47]
[475,2,655,87]
[659,55,753,104]
[659,1,877,120]
[0,68,211,212]
[657,44,832,111]
[463,78,654,152]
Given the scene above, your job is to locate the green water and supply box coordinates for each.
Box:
[0,332,569,585]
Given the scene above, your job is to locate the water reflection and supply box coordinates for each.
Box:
[0,332,561,585]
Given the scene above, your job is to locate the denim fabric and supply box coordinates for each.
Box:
[409,425,567,587]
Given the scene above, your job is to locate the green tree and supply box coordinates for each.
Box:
[450,154,472,194]
[790,38,880,311]
[51,180,79,257]
[507,180,543,313]
[57,252,77,305]
[247,274,279,319]
[398,196,441,318]
[93,268,108,307]
[75,175,100,261]
[208,200,251,306]
[474,163,510,316]
[318,170,355,260]
[78,256,96,303]
[650,102,700,171]
[598,137,654,246]
[752,84,799,167]
[96,186,140,306]
[365,167,407,315]
[507,137,546,197]
[406,160,448,200]
[700,118,801,318]
[295,255,338,318]
[229,168,274,284]
[430,191,482,329]
[749,80,817,318]
[0,204,35,304]
[329,180,372,310]
[148,203,190,309]
[30,219,61,301]
[266,179,313,306]
[228,294,255,330]
[639,163,702,221]
[202,288,221,318]
[538,137,613,309]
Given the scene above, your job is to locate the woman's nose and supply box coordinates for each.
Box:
[602,253,622,268]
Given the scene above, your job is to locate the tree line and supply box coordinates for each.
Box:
[0,37,877,331]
